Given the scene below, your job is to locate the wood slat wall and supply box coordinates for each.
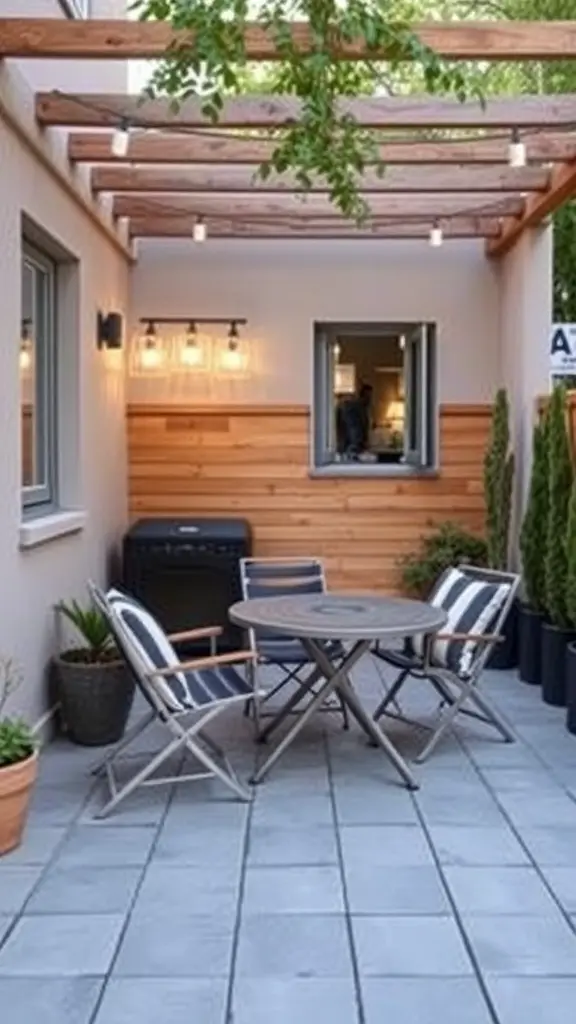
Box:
[127,403,490,593]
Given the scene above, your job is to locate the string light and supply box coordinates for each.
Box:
[508,127,526,168]
[220,320,243,371]
[111,118,131,158]
[429,221,443,248]
[20,319,32,371]
[139,320,164,370]
[333,342,341,361]
[193,216,207,243]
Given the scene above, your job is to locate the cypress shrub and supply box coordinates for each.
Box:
[519,418,549,612]
[483,389,514,570]
[544,385,573,628]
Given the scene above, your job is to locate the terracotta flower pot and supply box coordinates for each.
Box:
[0,750,38,856]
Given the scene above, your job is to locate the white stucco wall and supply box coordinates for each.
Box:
[129,237,501,405]
[0,61,129,725]
[498,225,552,522]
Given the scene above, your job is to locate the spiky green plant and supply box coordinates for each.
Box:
[57,599,115,664]
[544,385,574,628]
[566,477,576,629]
[519,418,549,613]
[483,389,514,571]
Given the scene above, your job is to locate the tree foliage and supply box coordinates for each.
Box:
[519,418,548,611]
[483,389,514,570]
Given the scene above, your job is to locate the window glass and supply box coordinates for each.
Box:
[21,243,57,509]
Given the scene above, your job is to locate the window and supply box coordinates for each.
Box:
[20,242,58,511]
[313,322,436,473]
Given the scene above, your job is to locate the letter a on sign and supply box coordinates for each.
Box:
[550,324,576,374]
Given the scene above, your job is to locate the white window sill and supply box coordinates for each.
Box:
[19,510,87,550]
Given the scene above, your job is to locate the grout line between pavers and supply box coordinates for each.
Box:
[325,729,365,1024]
[223,733,258,1024]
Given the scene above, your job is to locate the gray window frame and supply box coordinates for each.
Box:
[21,241,58,513]
[312,320,437,477]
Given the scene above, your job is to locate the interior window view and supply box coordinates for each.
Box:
[314,322,436,471]
[20,243,56,509]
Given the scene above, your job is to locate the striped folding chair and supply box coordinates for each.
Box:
[87,582,264,818]
[239,557,349,737]
[372,565,520,762]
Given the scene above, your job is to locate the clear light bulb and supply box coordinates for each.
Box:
[429,222,443,248]
[19,345,31,371]
[140,342,162,370]
[221,343,242,371]
[508,129,526,168]
[193,217,207,243]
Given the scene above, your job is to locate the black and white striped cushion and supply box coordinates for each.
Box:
[413,568,510,678]
[106,589,251,712]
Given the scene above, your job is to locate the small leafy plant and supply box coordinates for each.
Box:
[0,658,35,769]
[57,599,117,664]
[399,521,488,599]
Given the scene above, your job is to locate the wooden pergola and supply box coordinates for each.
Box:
[3,17,576,257]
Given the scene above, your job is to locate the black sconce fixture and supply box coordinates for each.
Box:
[97,311,124,350]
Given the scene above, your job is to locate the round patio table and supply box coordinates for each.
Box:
[229,592,446,790]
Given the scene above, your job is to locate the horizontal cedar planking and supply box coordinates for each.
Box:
[127,403,489,593]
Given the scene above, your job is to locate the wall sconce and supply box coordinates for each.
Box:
[20,319,33,372]
[134,320,167,373]
[177,321,207,370]
[97,311,124,350]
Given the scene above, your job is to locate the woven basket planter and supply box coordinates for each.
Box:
[54,655,135,747]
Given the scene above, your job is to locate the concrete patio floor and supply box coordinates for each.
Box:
[1,657,576,1023]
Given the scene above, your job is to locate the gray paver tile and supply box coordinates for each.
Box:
[235,914,352,978]
[487,978,576,1024]
[0,914,124,975]
[519,827,576,866]
[113,908,234,977]
[243,866,344,914]
[247,825,338,866]
[428,826,529,866]
[362,977,493,1024]
[541,867,576,913]
[0,826,66,865]
[340,825,433,867]
[345,865,449,915]
[231,978,358,1024]
[153,824,245,868]
[251,792,334,827]
[353,915,473,976]
[444,867,558,915]
[134,865,240,919]
[94,977,227,1024]
[0,977,103,1024]
[0,866,43,914]
[27,866,142,915]
[57,826,157,867]
[463,915,576,976]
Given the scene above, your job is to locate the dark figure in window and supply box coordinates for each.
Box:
[336,383,373,458]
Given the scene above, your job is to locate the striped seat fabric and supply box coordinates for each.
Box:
[106,589,251,713]
[413,568,510,678]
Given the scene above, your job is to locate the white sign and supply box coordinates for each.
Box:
[550,323,576,374]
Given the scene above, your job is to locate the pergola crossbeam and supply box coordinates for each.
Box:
[5,19,576,61]
[487,160,576,257]
[129,216,502,239]
[36,92,576,129]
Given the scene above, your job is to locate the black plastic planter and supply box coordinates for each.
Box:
[487,598,519,671]
[541,622,576,708]
[518,604,543,686]
[566,642,576,735]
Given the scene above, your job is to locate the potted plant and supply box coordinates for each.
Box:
[0,658,37,856]
[565,477,576,733]
[541,385,574,706]
[483,389,517,669]
[518,417,549,684]
[54,597,135,746]
[400,520,488,599]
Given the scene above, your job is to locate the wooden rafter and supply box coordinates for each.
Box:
[37,92,576,129]
[129,217,502,239]
[487,160,576,257]
[4,19,576,61]
[113,192,525,221]
[68,130,576,166]
[92,164,549,195]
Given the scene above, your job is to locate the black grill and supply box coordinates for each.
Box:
[122,518,251,654]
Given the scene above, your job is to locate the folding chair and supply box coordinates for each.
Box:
[239,557,349,735]
[372,565,520,762]
[87,582,263,818]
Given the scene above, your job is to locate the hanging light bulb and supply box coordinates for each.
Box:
[193,216,207,243]
[220,320,243,371]
[398,335,406,351]
[20,319,32,371]
[508,128,526,168]
[180,321,203,368]
[111,118,130,158]
[333,341,341,361]
[139,321,164,370]
[429,221,443,248]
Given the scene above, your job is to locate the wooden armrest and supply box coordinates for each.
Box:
[146,650,256,679]
[434,633,504,644]
[167,626,223,643]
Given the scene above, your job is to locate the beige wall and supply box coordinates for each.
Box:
[129,237,501,405]
[0,0,128,93]
[498,225,552,562]
[0,59,129,724]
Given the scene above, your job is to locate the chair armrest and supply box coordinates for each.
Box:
[434,632,504,644]
[146,650,257,679]
[167,626,223,643]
